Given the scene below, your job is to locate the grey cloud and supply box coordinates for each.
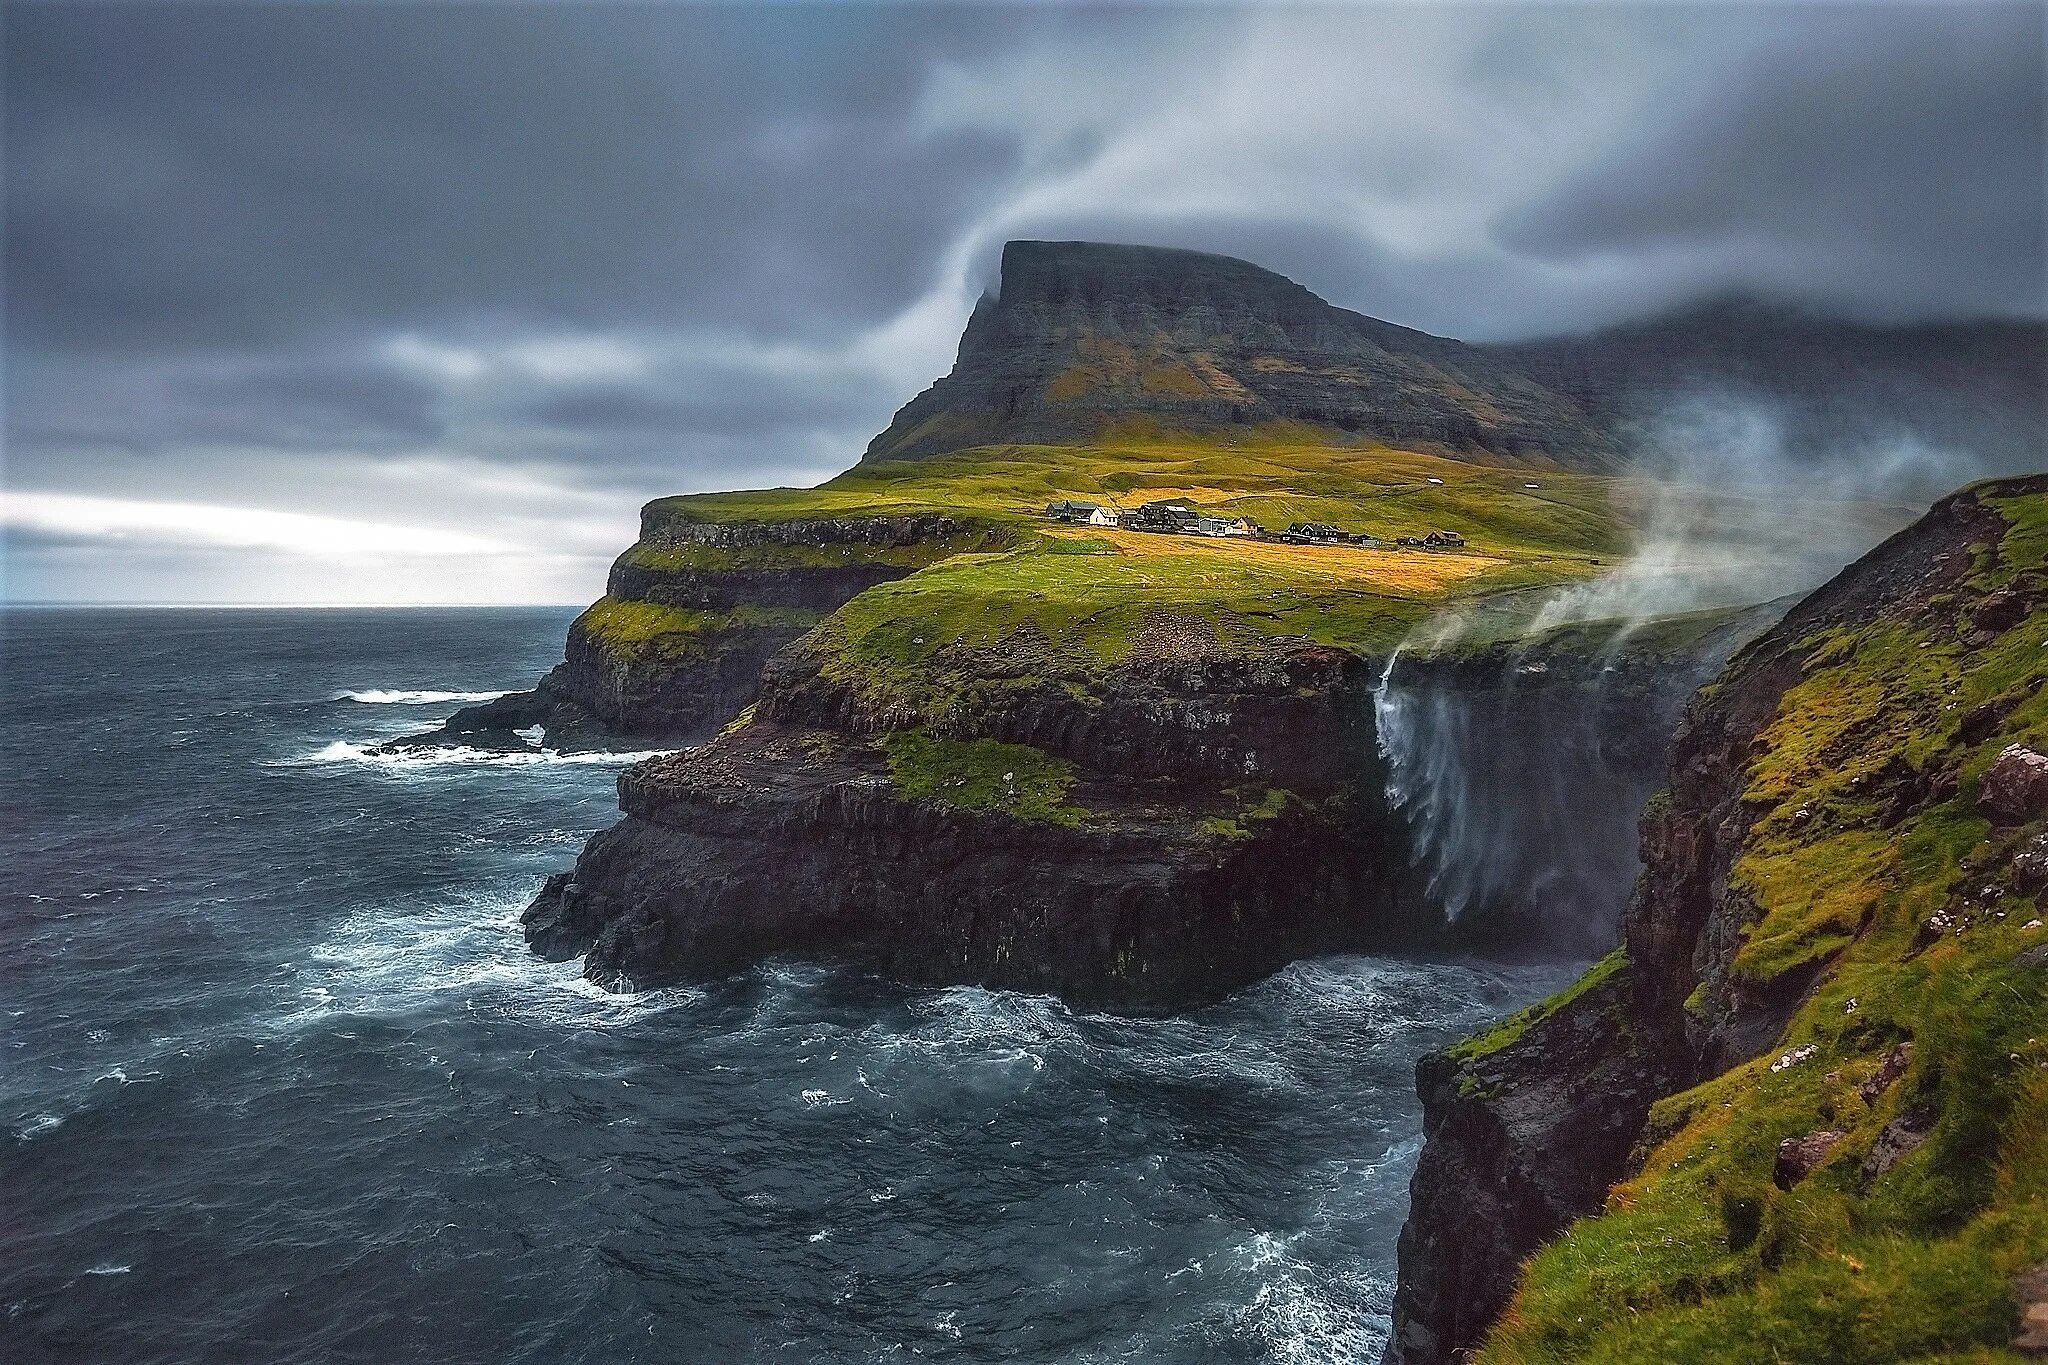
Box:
[1497,5,2046,321]
[5,3,1035,353]
[4,1,2041,603]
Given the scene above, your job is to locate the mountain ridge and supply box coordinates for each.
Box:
[865,239,2044,478]
[864,239,1623,469]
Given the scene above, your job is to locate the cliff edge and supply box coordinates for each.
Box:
[1385,473,2048,1363]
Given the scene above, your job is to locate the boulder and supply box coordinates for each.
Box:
[1774,1129,1847,1188]
[1980,745,2048,825]
[1861,1109,1936,1184]
[2016,833,2048,896]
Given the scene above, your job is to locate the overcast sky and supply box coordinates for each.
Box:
[5,2,2042,603]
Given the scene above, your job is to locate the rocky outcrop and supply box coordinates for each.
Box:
[1383,473,2048,1365]
[865,240,1620,468]
[524,635,1417,1011]
[520,587,1778,1011]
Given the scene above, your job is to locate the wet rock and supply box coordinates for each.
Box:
[1981,745,2048,825]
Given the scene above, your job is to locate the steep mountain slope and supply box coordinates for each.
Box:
[864,241,1621,468]
[1491,297,2047,476]
[1385,474,2048,1363]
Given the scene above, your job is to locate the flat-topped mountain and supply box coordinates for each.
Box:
[867,241,2044,476]
[864,240,1621,468]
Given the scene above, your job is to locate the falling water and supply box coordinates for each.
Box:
[1371,619,1759,954]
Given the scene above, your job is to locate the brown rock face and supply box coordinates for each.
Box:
[1773,1129,1847,1188]
[1981,745,2048,825]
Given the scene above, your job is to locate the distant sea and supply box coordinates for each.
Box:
[2,607,1567,1364]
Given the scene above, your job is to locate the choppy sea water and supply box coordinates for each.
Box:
[2,607,1571,1364]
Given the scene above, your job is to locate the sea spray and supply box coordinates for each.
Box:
[1369,394,1978,950]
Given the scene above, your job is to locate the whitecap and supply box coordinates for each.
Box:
[333,689,510,705]
[277,741,669,769]
[18,1112,63,1139]
[83,1263,132,1277]
[270,887,703,1033]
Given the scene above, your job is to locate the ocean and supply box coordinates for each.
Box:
[2,607,1569,1364]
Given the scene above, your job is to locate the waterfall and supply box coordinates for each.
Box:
[1372,624,1745,954]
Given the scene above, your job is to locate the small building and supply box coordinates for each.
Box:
[1284,522,1350,545]
[1045,500,1101,523]
[1128,501,1203,534]
[1422,529,1468,549]
[1085,506,1122,529]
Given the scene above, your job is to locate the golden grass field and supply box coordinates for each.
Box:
[1043,524,1501,593]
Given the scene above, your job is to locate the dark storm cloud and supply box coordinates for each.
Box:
[4,1,2042,602]
[4,3,1042,352]
[1499,5,2047,320]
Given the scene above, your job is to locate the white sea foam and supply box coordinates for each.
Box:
[334,689,510,705]
[19,1112,64,1140]
[272,887,701,1033]
[281,741,668,769]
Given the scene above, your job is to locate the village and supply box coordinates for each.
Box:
[1044,498,1469,550]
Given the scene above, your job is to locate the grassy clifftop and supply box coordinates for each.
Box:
[1461,480,2048,1363]
[633,435,1627,680]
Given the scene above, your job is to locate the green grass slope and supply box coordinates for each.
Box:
[1475,484,2048,1364]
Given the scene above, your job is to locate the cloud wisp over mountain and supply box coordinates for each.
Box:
[6,2,2042,602]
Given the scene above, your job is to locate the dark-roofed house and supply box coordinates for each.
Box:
[1045,500,1101,523]
[1127,501,1202,534]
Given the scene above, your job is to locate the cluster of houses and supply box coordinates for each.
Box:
[1044,499,1468,551]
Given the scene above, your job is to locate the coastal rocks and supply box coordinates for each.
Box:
[523,584,1768,1009]
[522,688,1412,1011]
[1981,744,2048,824]
[1385,962,1682,1365]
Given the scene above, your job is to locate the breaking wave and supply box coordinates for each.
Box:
[281,741,669,768]
[334,688,510,704]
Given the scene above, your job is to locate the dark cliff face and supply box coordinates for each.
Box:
[864,240,1619,468]
[1383,474,2048,1364]
[519,603,1759,1011]
[524,637,1419,1012]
